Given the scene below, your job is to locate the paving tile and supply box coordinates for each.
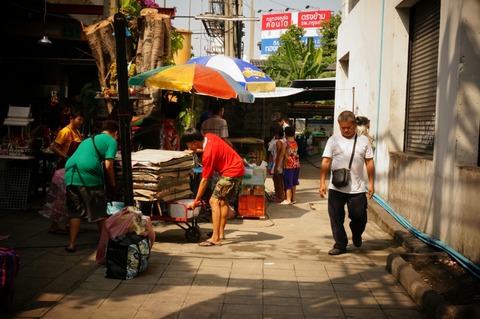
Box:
[383,308,430,319]
[263,279,298,290]
[342,307,388,318]
[264,304,304,317]
[188,285,227,296]
[156,275,194,286]
[222,303,263,315]
[228,277,264,289]
[263,288,300,298]
[225,287,263,297]
[302,295,341,309]
[224,294,263,305]
[303,305,344,318]
[134,309,179,319]
[220,313,263,319]
[107,283,153,302]
[263,295,302,306]
[298,282,335,291]
[41,288,110,319]
[178,301,223,318]
[192,274,229,286]
[373,292,419,309]
[141,295,184,311]
[299,289,337,299]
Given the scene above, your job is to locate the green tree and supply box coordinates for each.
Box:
[318,12,342,74]
[264,25,307,87]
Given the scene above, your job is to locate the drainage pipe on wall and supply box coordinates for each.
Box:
[373,194,480,280]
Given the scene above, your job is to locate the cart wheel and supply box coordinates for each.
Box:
[185,226,201,243]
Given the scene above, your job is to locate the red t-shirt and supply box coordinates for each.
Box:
[201,133,245,179]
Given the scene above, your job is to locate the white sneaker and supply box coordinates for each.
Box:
[280,200,291,205]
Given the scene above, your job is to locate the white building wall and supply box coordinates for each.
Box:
[336,0,480,264]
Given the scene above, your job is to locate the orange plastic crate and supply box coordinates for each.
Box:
[238,195,265,217]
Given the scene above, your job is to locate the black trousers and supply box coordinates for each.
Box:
[327,189,368,250]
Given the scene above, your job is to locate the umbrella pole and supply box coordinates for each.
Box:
[261,98,265,140]
[190,95,195,128]
[114,12,134,207]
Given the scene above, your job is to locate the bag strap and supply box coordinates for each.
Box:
[91,135,108,188]
[91,135,103,161]
[348,134,357,169]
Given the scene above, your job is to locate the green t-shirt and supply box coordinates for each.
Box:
[64,133,118,187]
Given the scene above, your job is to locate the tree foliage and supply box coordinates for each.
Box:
[319,12,342,72]
[264,12,341,86]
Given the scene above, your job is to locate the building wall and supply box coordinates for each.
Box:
[336,0,480,264]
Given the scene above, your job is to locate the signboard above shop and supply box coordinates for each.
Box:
[260,10,331,56]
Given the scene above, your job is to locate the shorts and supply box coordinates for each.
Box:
[283,168,300,190]
[212,176,242,201]
[66,185,107,222]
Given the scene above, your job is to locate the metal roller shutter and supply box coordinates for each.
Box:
[404,0,441,158]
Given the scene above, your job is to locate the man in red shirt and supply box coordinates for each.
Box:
[182,128,245,246]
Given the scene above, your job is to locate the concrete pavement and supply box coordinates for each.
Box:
[0,154,431,319]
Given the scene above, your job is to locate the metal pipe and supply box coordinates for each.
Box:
[114,12,134,206]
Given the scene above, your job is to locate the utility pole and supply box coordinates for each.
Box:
[249,0,254,60]
[224,0,234,57]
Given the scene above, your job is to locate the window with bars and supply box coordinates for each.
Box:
[404,0,441,159]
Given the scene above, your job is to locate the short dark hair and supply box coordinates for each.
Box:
[101,120,119,133]
[285,126,295,137]
[70,109,84,119]
[273,125,284,138]
[181,127,204,144]
[209,100,224,115]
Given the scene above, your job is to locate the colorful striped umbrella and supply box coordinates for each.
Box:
[186,55,276,93]
[128,63,255,103]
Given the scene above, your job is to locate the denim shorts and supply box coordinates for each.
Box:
[66,185,107,222]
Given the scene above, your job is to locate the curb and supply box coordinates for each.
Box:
[368,200,480,319]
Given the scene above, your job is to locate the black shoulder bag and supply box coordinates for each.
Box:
[331,134,357,187]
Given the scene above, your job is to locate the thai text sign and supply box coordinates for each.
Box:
[298,10,331,28]
[260,10,331,56]
[262,13,292,30]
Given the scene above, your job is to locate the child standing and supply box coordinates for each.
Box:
[268,125,286,202]
[281,126,300,205]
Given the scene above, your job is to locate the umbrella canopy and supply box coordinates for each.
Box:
[128,64,255,103]
[186,55,276,93]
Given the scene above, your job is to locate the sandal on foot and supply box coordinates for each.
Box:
[198,240,219,247]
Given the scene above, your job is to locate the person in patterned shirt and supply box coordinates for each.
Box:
[160,101,181,151]
[281,126,300,205]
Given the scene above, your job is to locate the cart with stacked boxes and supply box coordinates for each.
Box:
[122,149,207,243]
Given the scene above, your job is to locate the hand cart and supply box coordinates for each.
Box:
[140,199,207,243]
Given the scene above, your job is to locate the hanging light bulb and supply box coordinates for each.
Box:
[38,35,52,45]
[38,0,52,45]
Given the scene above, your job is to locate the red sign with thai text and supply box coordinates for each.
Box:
[298,10,331,29]
[262,13,292,30]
